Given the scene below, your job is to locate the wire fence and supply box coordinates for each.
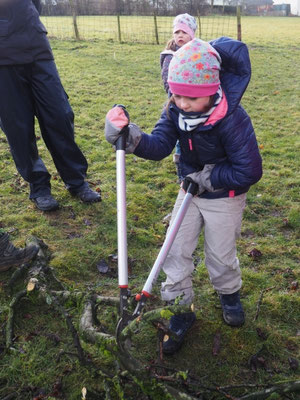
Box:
[41,6,241,44]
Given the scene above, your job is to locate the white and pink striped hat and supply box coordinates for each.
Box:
[173,13,197,39]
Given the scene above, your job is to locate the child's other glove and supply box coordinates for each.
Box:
[105,105,142,153]
[183,164,215,195]
[105,104,129,144]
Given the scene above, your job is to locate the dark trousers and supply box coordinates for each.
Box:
[0,60,88,198]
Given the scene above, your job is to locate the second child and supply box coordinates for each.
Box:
[160,13,198,181]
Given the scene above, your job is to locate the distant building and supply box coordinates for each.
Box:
[211,0,296,15]
[245,0,274,14]
[272,3,291,14]
[273,0,300,15]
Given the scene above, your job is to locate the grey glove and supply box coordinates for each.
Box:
[105,105,142,153]
[122,123,142,154]
[186,164,215,195]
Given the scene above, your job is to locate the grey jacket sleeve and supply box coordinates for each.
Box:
[161,53,173,94]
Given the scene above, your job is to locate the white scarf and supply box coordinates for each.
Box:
[178,86,223,132]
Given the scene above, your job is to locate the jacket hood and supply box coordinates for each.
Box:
[209,37,251,115]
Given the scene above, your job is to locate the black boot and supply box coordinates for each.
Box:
[32,195,59,211]
[69,186,101,203]
[162,312,196,355]
[219,290,245,327]
[0,233,39,272]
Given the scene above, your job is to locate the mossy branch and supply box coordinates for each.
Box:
[6,289,27,348]
[79,299,116,348]
[5,237,298,399]
[5,236,86,364]
[237,379,300,399]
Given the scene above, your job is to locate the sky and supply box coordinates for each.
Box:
[272,0,300,14]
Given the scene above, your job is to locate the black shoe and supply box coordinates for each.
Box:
[32,195,59,211]
[0,233,39,272]
[219,290,245,327]
[71,187,101,203]
[162,312,196,355]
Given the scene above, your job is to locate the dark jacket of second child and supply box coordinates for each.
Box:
[160,45,179,95]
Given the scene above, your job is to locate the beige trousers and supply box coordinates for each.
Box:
[160,190,247,304]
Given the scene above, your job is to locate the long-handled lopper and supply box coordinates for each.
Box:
[114,126,198,335]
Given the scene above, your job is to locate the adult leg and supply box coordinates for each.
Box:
[31,60,88,192]
[160,189,203,305]
[0,65,52,198]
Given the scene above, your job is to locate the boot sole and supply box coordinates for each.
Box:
[0,247,39,271]
[34,204,59,211]
[32,199,59,212]
[223,312,245,327]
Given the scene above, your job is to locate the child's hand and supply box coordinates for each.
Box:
[105,105,143,154]
[105,105,130,145]
[182,164,215,195]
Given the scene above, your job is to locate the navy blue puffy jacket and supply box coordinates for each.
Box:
[134,37,263,199]
[0,0,53,65]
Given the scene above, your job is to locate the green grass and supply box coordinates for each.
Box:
[0,16,299,400]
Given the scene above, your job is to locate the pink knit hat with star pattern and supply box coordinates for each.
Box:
[168,38,221,97]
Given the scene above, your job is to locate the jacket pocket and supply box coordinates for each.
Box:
[0,20,9,37]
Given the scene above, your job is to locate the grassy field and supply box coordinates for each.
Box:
[0,16,299,400]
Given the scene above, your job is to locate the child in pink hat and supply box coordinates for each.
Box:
[105,37,263,355]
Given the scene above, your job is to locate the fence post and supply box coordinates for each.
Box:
[69,0,80,40]
[197,12,202,38]
[237,6,242,41]
[154,13,159,45]
[72,12,80,40]
[117,15,122,42]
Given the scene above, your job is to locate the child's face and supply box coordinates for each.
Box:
[174,30,192,47]
[173,95,212,113]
